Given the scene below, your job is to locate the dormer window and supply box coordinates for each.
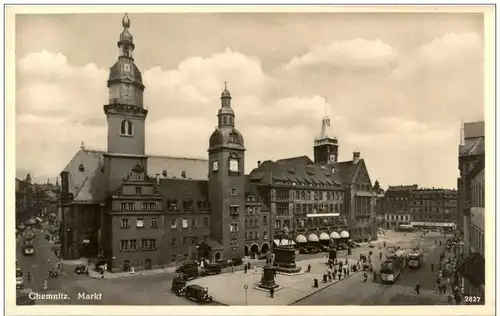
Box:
[120,120,133,136]
[79,164,85,172]
[181,171,186,178]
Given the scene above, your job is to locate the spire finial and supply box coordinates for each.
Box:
[122,13,130,29]
[324,96,328,117]
[80,141,85,149]
[224,81,227,90]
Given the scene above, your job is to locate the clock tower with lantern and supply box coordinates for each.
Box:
[314,116,339,165]
[208,83,246,260]
[103,14,148,193]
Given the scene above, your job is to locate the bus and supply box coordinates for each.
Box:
[380,250,407,283]
[408,248,424,268]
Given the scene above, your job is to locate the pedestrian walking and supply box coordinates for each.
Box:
[363,272,368,283]
[379,252,382,260]
[338,273,342,280]
[269,287,274,298]
[307,264,311,273]
[231,264,234,273]
[244,265,248,274]
[415,282,421,295]
[431,263,434,272]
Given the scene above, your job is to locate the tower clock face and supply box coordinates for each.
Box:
[329,154,336,163]
[229,159,239,172]
[123,84,131,99]
[123,63,131,74]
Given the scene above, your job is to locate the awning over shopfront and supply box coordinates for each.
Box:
[319,232,330,241]
[410,221,455,228]
[307,233,319,242]
[340,231,349,238]
[330,232,341,239]
[273,239,296,246]
[456,252,485,288]
[295,235,307,243]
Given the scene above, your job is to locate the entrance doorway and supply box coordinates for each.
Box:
[214,252,221,261]
[261,242,270,254]
[123,260,130,272]
[244,245,249,257]
[145,258,152,270]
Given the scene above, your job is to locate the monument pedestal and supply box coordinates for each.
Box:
[273,246,302,274]
[258,265,279,290]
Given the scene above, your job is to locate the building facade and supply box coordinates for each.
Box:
[409,188,458,228]
[244,183,271,256]
[380,185,416,229]
[457,121,485,299]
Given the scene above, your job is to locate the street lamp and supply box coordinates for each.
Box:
[244,285,248,306]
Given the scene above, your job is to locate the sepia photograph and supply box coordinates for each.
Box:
[7,3,494,314]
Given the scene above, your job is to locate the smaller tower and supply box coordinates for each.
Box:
[314,116,338,165]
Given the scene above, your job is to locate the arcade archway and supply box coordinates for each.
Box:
[261,242,270,254]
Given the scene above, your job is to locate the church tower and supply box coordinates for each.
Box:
[313,116,339,165]
[103,14,148,193]
[208,83,246,260]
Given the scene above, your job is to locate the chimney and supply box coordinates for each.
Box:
[257,161,261,167]
[353,151,360,164]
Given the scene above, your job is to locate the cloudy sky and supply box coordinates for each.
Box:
[15,10,485,189]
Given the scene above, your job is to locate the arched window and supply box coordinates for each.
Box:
[120,120,133,136]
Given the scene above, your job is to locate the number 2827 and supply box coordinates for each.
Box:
[464,296,482,304]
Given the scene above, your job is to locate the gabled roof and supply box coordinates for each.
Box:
[248,160,343,187]
[459,137,485,157]
[159,178,209,208]
[62,147,107,203]
[61,147,210,203]
[276,156,313,166]
[148,155,208,181]
[332,161,359,185]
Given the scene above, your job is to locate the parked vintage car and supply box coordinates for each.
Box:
[74,264,86,275]
[171,275,187,296]
[184,284,213,304]
[201,263,222,276]
[230,257,243,266]
[299,246,321,254]
[176,261,199,280]
[49,268,59,278]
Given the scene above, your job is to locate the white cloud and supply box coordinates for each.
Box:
[284,38,398,71]
[418,32,483,66]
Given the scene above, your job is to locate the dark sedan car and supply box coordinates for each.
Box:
[49,268,59,278]
[75,264,86,275]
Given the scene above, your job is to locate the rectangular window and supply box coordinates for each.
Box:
[245,231,248,240]
[120,240,129,251]
[192,236,198,245]
[191,253,196,260]
[151,218,158,228]
[263,231,268,240]
[142,203,148,211]
[263,216,267,225]
[183,237,188,246]
[255,232,259,240]
[141,239,156,250]
[150,203,156,210]
[136,218,144,228]
[120,203,127,210]
[191,218,197,228]
[183,253,188,261]
[274,220,281,229]
[171,254,176,262]
[135,187,142,195]
[168,202,177,211]
[121,218,129,229]
[171,219,177,229]
[130,239,137,250]
[182,219,188,228]
[203,217,209,227]
[249,232,253,239]
[171,238,176,247]
[128,203,134,210]
[183,200,193,210]
[231,188,237,196]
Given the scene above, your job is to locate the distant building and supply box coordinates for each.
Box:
[456,121,485,299]
[15,175,34,223]
[248,116,377,243]
[409,188,458,228]
[381,185,417,229]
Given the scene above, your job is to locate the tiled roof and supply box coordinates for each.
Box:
[62,148,210,203]
[459,137,485,157]
[276,156,314,165]
[159,178,209,209]
[62,148,107,202]
[148,155,208,181]
[332,160,360,185]
[464,121,485,139]
[248,160,343,187]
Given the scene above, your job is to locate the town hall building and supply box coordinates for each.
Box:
[59,14,378,272]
